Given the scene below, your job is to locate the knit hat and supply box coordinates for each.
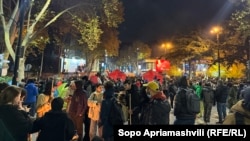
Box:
[143,81,159,92]
[51,97,64,111]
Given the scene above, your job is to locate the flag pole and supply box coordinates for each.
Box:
[129,94,132,125]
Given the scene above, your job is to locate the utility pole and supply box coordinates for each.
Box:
[12,0,26,85]
[136,48,139,75]
[211,26,222,80]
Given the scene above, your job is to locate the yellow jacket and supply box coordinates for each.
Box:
[87,92,103,121]
[36,94,52,118]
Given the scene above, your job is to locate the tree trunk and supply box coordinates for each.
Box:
[18,58,25,81]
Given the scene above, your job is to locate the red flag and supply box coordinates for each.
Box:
[156,59,170,72]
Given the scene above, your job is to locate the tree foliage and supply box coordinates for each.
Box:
[72,15,103,51]
[62,0,124,72]
[100,26,120,56]
[168,30,214,65]
[225,63,246,79]
[102,0,124,28]
[0,0,124,79]
[221,0,250,66]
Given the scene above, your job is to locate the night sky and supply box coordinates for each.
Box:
[119,0,235,44]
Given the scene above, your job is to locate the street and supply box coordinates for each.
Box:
[31,105,225,140]
[169,105,225,125]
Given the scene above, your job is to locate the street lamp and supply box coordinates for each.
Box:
[211,26,222,79]
[136,48,139,75]
[161,42,172,55]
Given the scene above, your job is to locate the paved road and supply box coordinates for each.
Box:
[169,105,224,125]
[31,106,225,140]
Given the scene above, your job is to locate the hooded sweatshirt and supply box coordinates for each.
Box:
[140,91,171,125]
[223,100,250,125]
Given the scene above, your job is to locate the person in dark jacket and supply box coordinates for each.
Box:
[201,82,215,124]
[237,83,244,100]
[68,80,88,141]
[123,79,140,125]
[140,81,171,125]
[31,97,76,141]
[223,86,250,125]
[174,76,196,125]
[168,79,177,108]
[133,86,150,124]
[99,81,123,141]
[227,82,237,111]
[0,86,33,141]
[215,80,228,124]
[82,76,91,141]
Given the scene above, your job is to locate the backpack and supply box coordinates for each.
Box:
[109,97,124,125]
[184,88,200,114]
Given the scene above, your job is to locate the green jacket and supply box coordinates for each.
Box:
[194,84,202,99]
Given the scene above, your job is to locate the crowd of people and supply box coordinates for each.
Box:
[0,73,250,141]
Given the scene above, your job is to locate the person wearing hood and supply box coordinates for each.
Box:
[123,79,140,125]
[201,82,215,124]
[88,83,104,141]
[139,81,171,125]
[99,81,124,141]
[31,97,76,141]
[174,76,196,125]
[68,80,88,141]
[223,86,250,125]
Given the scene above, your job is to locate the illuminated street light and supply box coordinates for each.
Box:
[210,26,222,79]
[161,42,172,55]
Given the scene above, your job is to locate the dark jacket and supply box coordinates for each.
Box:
[168,83,177,97]
[125,84,141,124]
[31,110,75,141]
[0,119,15,141]
[99,88,117,139]
[125,84,140,108]
[202,86,215,104]
[0,105,33,141]
[215,84,228,103]
[140,91,171,125]
[133,86,150,124]
[174,88,196,119]
[69,80,88,116]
